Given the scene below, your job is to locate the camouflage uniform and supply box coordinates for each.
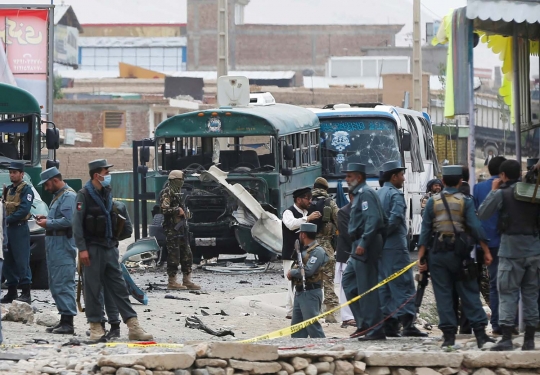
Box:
[160,185,193,277]
[311,188,340,318]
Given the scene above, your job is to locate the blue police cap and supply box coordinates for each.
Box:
[296,223,318,233]
[442,165,463,176]
[38,167,61,186]
[7,161,24,171]
[381,160,406,173]
[342,163,366,174]
[88,159,113,171]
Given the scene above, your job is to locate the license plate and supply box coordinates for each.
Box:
[195,238,216,246]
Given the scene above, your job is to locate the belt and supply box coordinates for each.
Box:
[7,220,27,228]
[295,284,321,292]
[46,230,68,237]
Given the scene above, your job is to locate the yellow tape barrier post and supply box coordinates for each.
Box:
[240,261,417,343]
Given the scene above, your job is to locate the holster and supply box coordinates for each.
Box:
[457,258,479,281]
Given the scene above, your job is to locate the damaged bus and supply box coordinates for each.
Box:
[135,77,321,262]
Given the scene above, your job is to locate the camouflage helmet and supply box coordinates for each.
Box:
[168,170,184,180]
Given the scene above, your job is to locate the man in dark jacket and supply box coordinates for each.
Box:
[336,192,355,327]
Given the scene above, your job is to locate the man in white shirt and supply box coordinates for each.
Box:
[281,187,321,319]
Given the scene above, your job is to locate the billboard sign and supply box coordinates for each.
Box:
[54,24,78,66]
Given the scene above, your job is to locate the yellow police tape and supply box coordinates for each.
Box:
[240,260,417,343]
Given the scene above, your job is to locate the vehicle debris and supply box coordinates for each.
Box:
[164,295,190,301]
[185,316,235,337]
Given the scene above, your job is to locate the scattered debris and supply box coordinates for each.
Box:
[4,301,34,324]
[238,280,251,284]
[189,290,209,295]
[202,262,270,274]
[146,283,167,291]
[144,309,151,312]
[185,316,235,337]
[35,312,60,327]
[201,310,209,316]
[214,310,229,316]
[164,295,190,301]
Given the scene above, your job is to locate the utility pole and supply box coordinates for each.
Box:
[217,0,229,79]
[412,0,422,111]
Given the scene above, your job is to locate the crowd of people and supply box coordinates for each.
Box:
[283,157,540,351]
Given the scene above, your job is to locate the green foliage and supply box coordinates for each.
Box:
[53,74,64,99]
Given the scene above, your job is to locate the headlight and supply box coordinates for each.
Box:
[27,219,44,233]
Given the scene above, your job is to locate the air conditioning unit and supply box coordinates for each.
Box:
[250,92,276,106]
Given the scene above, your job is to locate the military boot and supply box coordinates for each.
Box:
[88,322,106,341]
[473,326,495,349]
[490,325,514,351]
[52,315,74,335]
[126,317,153,341]
[168,275,187,290]
[401,314,428,337]
[0,286,18,304]
[86,322,106,337]
[522,326,536,351]
[182,273,201,290]
[384,317,401,337]
[441,329,456,347]
[45,320,62,333]
[15,285,31,304]
[105,322,121,340]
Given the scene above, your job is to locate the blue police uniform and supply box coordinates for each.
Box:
[341,163,386,340]
[0,205,7,343]
[2,162,34,304]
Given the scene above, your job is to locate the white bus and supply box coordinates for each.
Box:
[309,103,440,250]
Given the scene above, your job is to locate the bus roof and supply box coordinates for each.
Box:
[155,103,319,138]
[0,83,41,115]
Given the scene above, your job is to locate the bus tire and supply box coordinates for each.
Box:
[483,144,499,158]
[30,260,49,290]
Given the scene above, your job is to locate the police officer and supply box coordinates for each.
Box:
[35,167,77,334]
[0,204,7,343]
[287,222,329,338]
[73,159,153,341]
[478,159,540,351]
[417,165,494,348]
[336,192,355,327]
[309,177,340,323]
[1,161,34,304]
[377,161,427,337]
[420,178,442,215]
[160,170,200,290]
[341,163,386,341]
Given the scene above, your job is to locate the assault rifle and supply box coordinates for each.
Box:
[415,256,429,314]
[295,239,306,291]
[2,184,6,203]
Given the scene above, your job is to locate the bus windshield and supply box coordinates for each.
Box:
[320,117,401,178]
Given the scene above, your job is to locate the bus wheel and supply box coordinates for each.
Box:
[484,145,499,158]
[30,260,49,290]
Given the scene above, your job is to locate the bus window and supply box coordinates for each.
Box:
[403,114,424,173]
[0,114,34,162]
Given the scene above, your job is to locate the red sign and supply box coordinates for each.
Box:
[0,9,48,74]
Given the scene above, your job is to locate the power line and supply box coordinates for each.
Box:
[421,3,443,20]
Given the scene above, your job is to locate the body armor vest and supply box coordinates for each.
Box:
[498,184,540,235]
[292,243,324,286]
[5,181,31,220]
[162,189,186,226]
[81,187,118,239]
[432,192,465,234]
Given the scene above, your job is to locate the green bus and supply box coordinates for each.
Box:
[0,83,78,288]
[133,101,321,261]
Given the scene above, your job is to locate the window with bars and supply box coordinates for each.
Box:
[104,111,125,129]
[80,46,186,71]
[284,130,321,169]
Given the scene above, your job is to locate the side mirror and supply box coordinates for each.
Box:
[402,130,411,152]
[46,128,60,150]
[283,144,294,161]
[280,167,292,176]
[140,146,150,164]
[46,160,59,169]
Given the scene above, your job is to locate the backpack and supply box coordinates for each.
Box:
[309,196,332,234]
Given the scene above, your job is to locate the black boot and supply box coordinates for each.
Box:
[490,325,514,351]
[401,314,428,337]
[15,285,31,304]
[52,315,74,334]
[86,321,106,337]
[0,286,18,304]
[522,326,536,351]
[384,317,401,337]
[441,330,456,347]
[358,327,386,341]
[474,326,496,349]
[45,319,62,333]
[105,322,121,340]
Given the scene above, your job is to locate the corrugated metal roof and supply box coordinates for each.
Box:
[78,37,187,48]
[171,71,296,80]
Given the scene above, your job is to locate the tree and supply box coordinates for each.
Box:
[53,74,64,99]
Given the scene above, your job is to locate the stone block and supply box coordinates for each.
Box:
[225,368,234,375]
[193,370,210,375]
[320,356,334,363]
[228,359,281,374]
[463,353,506,368]
[367,367,391,375]
[439,368,459,375]
[305,364,317,375]
[154,372,175,375]
[391,369,412,375]
[364,352,463,368]
[277,372,288,375]
[4,301,34,324]
[473,369,495,375]
[175,371,191,375]
[206,343,278,362]
[196,359,228,368]
[207,367,226,375]
[315,362,330,373]
[504,352,540,368]
[292,358,310,371]
[100,367,116,374]
[494,369,512,375]
[279,361,295,374]
[354,362,366,374]
[35,312,60,327]
[415,369,440,375]
[98,349,196,371]
[279,350,357,359]
[334,360,354,375]
[116,368,139,375]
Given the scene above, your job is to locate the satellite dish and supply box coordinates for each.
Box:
[217,76,250,107]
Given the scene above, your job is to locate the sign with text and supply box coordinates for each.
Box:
[54,24,78,66]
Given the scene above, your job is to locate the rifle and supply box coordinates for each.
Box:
[414,256,429,314]
[2,184,6,203]
[294,239,306,291]
[174,218,189,241]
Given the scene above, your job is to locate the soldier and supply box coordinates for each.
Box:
[160,170,200,290]
[1,161,34,304]
[282,187,321,319]
[420,178,442,215]
[377,161,427,337]
[478,160,540,351]
[35,167,77,334]
[309,177,340,323]
[73,159,153,341]
[287,223,329,338]
[336,192,355,328]
[417,165,494,348]
[341,163,387,341]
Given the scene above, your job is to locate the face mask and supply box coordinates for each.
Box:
[170,179,184,190]
[100,174,111,187]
